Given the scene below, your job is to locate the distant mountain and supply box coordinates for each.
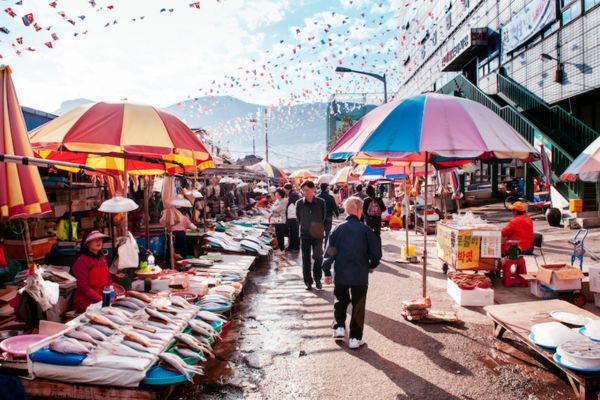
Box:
[54,98,95,115]
[165,96,329,170]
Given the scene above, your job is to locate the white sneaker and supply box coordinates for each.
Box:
[348,338,364,349]
[333,327,345,341]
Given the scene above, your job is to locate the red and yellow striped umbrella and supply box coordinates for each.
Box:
[0,65,51,219]
[29,102,213,174]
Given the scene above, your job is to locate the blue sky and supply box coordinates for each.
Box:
[0,0,402,112]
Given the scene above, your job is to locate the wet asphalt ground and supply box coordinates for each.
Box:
[173,204,600,399]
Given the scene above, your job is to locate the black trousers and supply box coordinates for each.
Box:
[366,216,382,249]
[301,235,323,286]
[173,230,187,257]
[287,218,300,250]
[323,218,333,249]
[274,224,287,251]
[334,284,368,340]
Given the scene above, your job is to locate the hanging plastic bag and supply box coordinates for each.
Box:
[114,232,139,270]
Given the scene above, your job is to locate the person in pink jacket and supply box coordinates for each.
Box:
[71,230,112,313]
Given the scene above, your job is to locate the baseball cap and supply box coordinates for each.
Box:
[508,201,526,212]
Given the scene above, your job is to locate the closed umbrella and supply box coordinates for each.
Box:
[0,65,51,262]
[327,93,539,299]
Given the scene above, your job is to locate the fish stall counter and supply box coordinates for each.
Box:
[130,254,255,295]
[23,290,228,389]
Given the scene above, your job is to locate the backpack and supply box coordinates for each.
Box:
[367,198,382,217]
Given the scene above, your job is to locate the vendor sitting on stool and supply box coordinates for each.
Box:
[501,201,534,256]
[71,230,112,313]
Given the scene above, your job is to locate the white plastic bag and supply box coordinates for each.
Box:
[114,232,139,270]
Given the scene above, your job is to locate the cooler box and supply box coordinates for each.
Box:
[588,264,600,292]
[447,279,494,307]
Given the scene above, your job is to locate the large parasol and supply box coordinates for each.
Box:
[29,101,213,247]
[29,101,213,174]
[247,161,287,181]
[0,65,51,262]
[327,93,539,299]
[560,136,600,183]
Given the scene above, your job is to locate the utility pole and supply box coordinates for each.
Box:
[249,118,257,155]
[264,108,269,162]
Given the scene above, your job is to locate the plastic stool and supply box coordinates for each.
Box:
[502,256,528,287]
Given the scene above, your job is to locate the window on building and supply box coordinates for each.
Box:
[585,0,600,11]
[562,1,582,25]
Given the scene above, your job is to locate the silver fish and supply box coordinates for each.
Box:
[197,310,227,322]
[85,312,118,329]
[122,340,153,354]
[175,333,213,356]
[175,347,205,361]
[113,300,142,311]
[170,296,197,310]
[103,313,128,326]
[98,341,154,359]
[123,296,147,308]
[146,307,177,324]
[133,328,163,341]
[77,325,107,341]
[145,320,175,331]
[49,338,91,354]
[65,329,98,344]
[191,318,219,334]
[102,306,132,319]
[89,324,115,336]
[158,352,204,383]
[188,320,220,339]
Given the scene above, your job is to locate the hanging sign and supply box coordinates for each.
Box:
[502,0,557,55]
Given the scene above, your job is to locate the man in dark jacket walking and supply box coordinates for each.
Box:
[323,197,381,349]
[296,180,326,290]
[317,183,340,248]
[284,183,300,251]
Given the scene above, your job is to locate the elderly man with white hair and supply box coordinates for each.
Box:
[322,196,381,349]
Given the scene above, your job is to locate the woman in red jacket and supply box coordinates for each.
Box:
[71,230,112,313]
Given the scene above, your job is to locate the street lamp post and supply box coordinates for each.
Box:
[335,66,388,103]
[541,53,564,84]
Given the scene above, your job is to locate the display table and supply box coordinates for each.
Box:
[20,378,176,400]
[485,300,600,400]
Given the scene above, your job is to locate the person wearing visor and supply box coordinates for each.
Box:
[71,230,112,312]
[501,201,534,255]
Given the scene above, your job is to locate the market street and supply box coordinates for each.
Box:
[174,204,600,400]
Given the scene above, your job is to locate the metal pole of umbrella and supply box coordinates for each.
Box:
[68,172,73,241]
[144,177,150,250]
[422,153,429,299]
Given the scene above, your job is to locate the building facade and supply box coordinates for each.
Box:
[397,0,600,131]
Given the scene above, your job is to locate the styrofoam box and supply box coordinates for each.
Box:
[589,264,600,293]
[530,280,556,299]
[594,293,600,308]
[447,279,494,307]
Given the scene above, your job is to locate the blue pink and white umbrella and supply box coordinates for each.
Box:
[326,93,538,165]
